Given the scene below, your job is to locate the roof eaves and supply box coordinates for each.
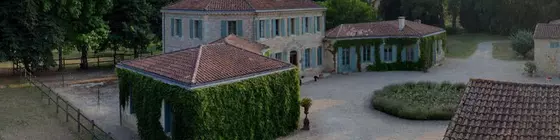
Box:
[116,63,193,89]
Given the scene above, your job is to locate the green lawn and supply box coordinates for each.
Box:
[446,33,508,58]
[492,42,526,61]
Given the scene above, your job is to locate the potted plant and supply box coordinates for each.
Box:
[300,97,312,130]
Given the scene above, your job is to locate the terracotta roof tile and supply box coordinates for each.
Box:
[120,35,292,86]
[163,0,322,11]
[325,20,445,39]
[443,79,560,140]
[534,23,560,39]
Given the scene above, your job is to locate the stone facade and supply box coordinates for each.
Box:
[161,9,328,77]
[534,39,560,75]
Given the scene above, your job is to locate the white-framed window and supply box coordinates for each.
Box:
[289,18,296,35]
[315,16,321,32]
[259,20,265,38]
[274,52,282,60]
[406,47,414,61]
[227,21,237,35]
[193,20,202,39]
[304,48,311,68]
[384,47,393,62]
[171,18,182,37]
[342,48,350,65]
[362,46,371,62]
[551,42,560,48]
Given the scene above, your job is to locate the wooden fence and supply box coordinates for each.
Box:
[18,68,115,140]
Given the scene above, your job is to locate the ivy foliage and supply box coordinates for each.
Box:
[331,33,446,72]
[117,68,300,140]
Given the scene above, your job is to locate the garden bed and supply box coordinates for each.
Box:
[371,81,466,120]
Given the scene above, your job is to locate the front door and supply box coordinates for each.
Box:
[340,48,351,72]
[290,51,298,66]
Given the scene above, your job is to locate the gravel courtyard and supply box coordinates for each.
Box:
[281,41,552,140]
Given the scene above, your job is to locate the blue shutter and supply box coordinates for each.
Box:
[301,50,305,69]
[199,20,204,39]
[236,20,243,36]
[281,19,286,36]
[380,45,385,63]
[287,19,292,35]
[177,19,182,37]
[302,17,307,33]
[221,21,227,37]
[253,20,258,40]
[350,47,357,72]
[170,18,175,36]
[164,101,172,133]
[392,46,397,62]
[310,17,315,34]
[370,46,375,64]
[282,51,288,62]
[321,16,326,33]
[414,45,419,62]
[265,20,271,38]
[189,19,194,38]
[311,48,317,67]
[318,47,323,65]
[272,19,277,37]
[401,47,406,62]
[337,48,343,72]
[295,18,300,35]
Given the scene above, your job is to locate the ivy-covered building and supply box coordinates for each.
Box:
[324,17,446,73]
[116,35,300,139]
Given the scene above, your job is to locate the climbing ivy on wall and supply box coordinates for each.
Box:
[330,33,447,72]
[117,68,301,140]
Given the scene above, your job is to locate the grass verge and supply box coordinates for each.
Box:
[371,81,466,120]
[492,42,527,61]
[446,33,508,58]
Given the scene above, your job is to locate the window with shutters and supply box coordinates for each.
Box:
[362,46,371,62]
[290,18,296,35]
[303,17,309,33]
[551,42,560,48]
[227,21,237,35]
[193,20,202,39]
[342,48,350,65]
[172,18,182,37]
[274,52,282,60]
[304,48,311,68]
[384,47,393,62]
[315,16,321,32]
[406,47,414,61]
[274,19,281,36]
[259,20,265,38]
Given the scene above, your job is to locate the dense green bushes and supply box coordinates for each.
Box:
[117,68,300,140]
[460,0,560,34]
[510,30,534,58]
[371,81,466,120]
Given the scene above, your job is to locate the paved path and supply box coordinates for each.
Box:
[281,41,552,140]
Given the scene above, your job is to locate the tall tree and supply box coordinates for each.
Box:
[319,0,377,30]
[447,0,460,28]
[0,0,74,71]
[68,0,112,69]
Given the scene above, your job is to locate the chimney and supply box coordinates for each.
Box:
[398,16,406,31]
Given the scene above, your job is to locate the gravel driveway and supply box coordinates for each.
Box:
[281,41,551,140]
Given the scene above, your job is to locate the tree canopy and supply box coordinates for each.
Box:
[319,0,377,29]
[379,0,446,27]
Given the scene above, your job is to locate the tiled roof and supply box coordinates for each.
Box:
[120,35,292,86]
[534,23,560,39]
[443,79,560,140]
[163,0,323,11]
[325,20,445,39]
[210,35,269,54]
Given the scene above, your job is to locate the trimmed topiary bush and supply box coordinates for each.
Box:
[510,30,534,58]
[371,81,466,120]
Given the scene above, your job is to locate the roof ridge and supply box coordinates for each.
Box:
[191,45,204,83]
[336,24,344,38]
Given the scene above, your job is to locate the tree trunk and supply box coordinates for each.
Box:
[58,45,63,71]
[133,46,139,58]
[113,45,117,65]
[80,45,89,69]
[452,12,458,28]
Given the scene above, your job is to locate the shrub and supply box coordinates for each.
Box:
[510,30,534,58]
[524,61,537,77]
[445,26,464,35]
[371,81,466,120]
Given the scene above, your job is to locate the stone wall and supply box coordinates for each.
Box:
[535,39,560,75]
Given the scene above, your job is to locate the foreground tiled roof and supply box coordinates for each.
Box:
[534,23,560,39]
[163,0,323,11]
[325,20,445,39]
[119,35,292,86]
[443,79,560,140]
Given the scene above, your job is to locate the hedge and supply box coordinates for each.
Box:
[371,81,465,120]
[117,68,301,140]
